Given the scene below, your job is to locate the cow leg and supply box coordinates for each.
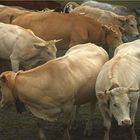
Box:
[36,120,47,140]
[84,100,97,136]
[71,105,80,130]
[10,55,19,72]
[99,102,111,140]
[63,104,74,140]
[129,101,138,140]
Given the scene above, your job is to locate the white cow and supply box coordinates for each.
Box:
[0,22,57,72]
[96,39,140,140]
[0,43,109,140]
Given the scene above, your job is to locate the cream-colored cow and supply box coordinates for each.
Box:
[0,22,57,72]
[96,39,140,140]
[0,43,109,140]
[71,6,139,42]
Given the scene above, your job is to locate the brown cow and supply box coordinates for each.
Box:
[11,12,123,53]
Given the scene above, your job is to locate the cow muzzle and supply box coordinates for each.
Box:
[120,118,131,126]
[135,33,140,38]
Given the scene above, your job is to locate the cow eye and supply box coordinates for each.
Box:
[47,52,51,55]
[113,103,118,107]
[128,102,130,106]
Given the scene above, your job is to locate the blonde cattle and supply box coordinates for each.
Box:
[71,6,139,42]
[0,6,31,23]
[11,12,123,53]
[0,22,57,72]
[96,39,140,140]
[0,43,109,140]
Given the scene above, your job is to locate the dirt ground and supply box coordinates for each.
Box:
[0,103,140,140]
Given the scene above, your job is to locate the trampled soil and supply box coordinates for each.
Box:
[0,104,140,140]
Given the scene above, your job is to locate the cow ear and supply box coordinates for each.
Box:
[46,39,62,45]
[102,25,110,32]
[118,26,125,33]
[118,15,135,23]
[97,92,105,100]
[0,74,7,83]
[126,15,135,20]
[117,16,127,23]
[102,25,116,34]
[33,42,46,49]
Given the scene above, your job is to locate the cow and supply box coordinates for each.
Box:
[63,2,80,13]
[81,1,140,34]
[0,43,109,140]
[95,39,140,140]
[0,22,57,72]
[70,5,139,42]
[81,1,130,16]
[11,12,123,53]
[0,6,31,24]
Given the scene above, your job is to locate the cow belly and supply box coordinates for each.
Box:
[75,87,95,105]
[27,105,62,121]
[0,45,11,59]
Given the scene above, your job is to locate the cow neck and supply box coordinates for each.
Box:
[101,30,109,53]
[11,71,26,114]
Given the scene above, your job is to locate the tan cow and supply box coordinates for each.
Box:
[0,6,31,23]
[0,22,57,72]
[96,39,140,140]
[71,6,139,42]
[11,12,123,53]
[0,43,109,140]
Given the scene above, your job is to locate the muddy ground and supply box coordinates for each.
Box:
[0,54,140,140]
[0,104,140,140]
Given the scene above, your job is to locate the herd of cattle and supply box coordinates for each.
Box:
[0,0,140,140]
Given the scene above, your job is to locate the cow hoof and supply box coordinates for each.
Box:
[38,129,47,140]
[39,135,46,140]
[63,133,70,140]
[132,136,137,140]
[83,128,92,137]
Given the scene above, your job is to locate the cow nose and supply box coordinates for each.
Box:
[121,119,131,126]
[136,34,140,38]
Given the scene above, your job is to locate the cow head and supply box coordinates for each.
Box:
[117,15,139,41]
[98,84,139,126]
[63,2,79,13]
[102,24,123,49]
[0,71,16,108]
[0,71,26,113]
[33,39,59,62]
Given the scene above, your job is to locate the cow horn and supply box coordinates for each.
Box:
[105,90,111,95]
[53,39,62,43]
[106,87,129,95]
[128,88,139,92]
[80,12,86,15]
[63,2,79,13]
